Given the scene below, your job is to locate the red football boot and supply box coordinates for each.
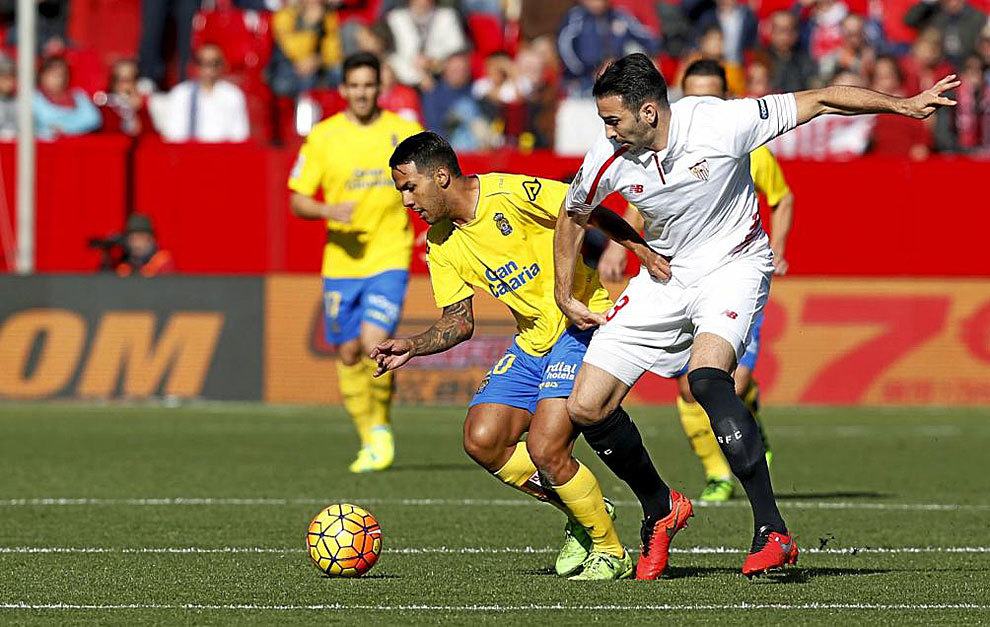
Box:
[635,490,693,580]
[741,526,799,578]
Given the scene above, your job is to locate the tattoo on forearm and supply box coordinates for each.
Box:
[410,298,474,356]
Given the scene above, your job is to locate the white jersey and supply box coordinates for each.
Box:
[566,93,799,287]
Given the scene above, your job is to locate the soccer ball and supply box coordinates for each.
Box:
[306,503,382,577]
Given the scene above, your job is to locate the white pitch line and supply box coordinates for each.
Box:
[1,546,988,555]
[0,602,987,612]
[1,497,987,512]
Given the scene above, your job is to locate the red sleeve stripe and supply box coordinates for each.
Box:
[584,145,629,205]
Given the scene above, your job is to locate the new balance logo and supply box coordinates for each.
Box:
[723,310,738,320]
[629,184,644,194]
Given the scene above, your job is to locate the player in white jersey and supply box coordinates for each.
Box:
[554,53,959,577]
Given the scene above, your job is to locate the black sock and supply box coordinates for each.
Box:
[581,406,670,520]
[688,367,786,534]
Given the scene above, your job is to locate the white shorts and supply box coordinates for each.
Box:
[584,256,772,386]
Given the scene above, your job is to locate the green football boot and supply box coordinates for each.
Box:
[555,498,616,577]
[568,549,634,581]
[699,477,735,502]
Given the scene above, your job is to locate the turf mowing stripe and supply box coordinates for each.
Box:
[2,546,989,555]
[2,497,988,512]
[0,602,987,612]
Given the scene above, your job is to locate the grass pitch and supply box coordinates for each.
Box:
[0,402,987,624]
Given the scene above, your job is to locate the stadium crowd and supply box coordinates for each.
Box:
[3,0,990,158]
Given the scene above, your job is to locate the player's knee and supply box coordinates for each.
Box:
[688,367,734,405]
[526,438,570,482]
[565,394,608,427]
[337,341,362,366]
[462,420,504,470]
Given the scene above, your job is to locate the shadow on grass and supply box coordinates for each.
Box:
[774,491,889,500]
[322,573,401,580]
[386,463,477,472]
[662,566,892,583]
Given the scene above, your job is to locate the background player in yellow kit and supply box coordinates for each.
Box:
[597,59,796,502]
[372,132,668,580]
[288,52,422,473]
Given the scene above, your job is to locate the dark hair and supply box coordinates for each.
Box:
[873,54,904,84]
[39,55,69,74]
[682,59,727,93]
[389,131,462,176]
[593,53,669,112]
[343,51,381,83]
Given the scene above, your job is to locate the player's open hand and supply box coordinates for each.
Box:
[902,75,960,119]
[369,338,415,376]
[639,249,671,282]
[558,296,606,330]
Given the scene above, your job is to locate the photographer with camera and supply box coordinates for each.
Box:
[90,213,174,277]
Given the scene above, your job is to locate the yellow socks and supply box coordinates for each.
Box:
[677,395,732,481]
[493,442,570,512]
[336,360,373,445]
[554,462,624,557]
[364,357,393,432]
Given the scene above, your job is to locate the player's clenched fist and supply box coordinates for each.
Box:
[638,248,671,282]
[370,338,415,376]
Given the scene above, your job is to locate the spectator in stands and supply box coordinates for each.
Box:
[421,51,475,133]
[745,59,771,97]
[557,0,658,97]
[805,0,850,64]
[269,0,345,96]
[138,0,200,89]
[869,54,933,159]
[115,213,175,278]
[675,25,746,96]
[900,26,955,94]
[905,0,987,68]
[934,52,990,153]
[473,51,533,112]
[385,0,468,88]
[654,1,693,58]
[161,43,250,143]
[515,36,562,148]
[33,56,101,140]
[764,10,819,93]
[0,55,15,140]
[820,13,877,79]
[768,68,876,159]
[95,60,156,138]
[378,61,422,122]
[694,0,758,65]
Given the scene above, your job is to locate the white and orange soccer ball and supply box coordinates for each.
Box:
[306,503,382,577]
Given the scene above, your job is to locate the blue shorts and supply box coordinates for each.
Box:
[470,326,594,414]
[322,270,409,345]
[675,311,763,377]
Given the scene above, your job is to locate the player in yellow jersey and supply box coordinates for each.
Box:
[372,132,669,580]
[288,52,422,473]
[598,59,796,502]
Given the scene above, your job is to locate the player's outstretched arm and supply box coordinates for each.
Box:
[289,192,356,222]
[554,207,605,330]
[793,74,961,126]
[589,206,670,282]
[369,297,474,377]
[770,192,794,276]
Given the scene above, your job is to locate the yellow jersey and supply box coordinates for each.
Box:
[749,145,791,208]
[288,110,422,278]
[426,173,612,356]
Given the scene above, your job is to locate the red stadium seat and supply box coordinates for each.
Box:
[467,13,507,78]
[191,0,273,75]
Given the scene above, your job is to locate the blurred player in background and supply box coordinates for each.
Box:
[373,132,667,580]
[289,52,422,473]
[555,53,957,577]
[597,59,795,503]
